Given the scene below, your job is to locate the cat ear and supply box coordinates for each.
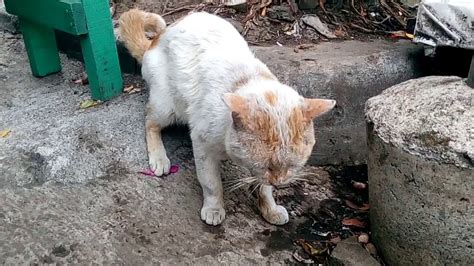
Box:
[223,93,248,115]
[224,93,249,130]
[303,98,336,121]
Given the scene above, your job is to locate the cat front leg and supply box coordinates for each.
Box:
[192,142,225,226]
[258,185,289,225]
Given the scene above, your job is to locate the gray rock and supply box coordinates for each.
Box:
[267,5,296,22]
[254,41,426,165]
[328,236,380,266]
[365,76,474,265]
[301,14,336,39]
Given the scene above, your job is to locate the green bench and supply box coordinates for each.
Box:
[5,0,123,101]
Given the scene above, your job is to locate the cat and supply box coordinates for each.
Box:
[119,9,336,226]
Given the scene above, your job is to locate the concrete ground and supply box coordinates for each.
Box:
[0,31,339,264]
[0,28,420,264]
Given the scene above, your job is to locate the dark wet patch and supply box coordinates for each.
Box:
[22,151,47,188]
[52,244,70,257]
[261,165,373,263]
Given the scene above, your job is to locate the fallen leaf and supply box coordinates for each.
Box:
[345,200,370,212]
[0,129,11,138]
[292,250,314,264]
[388,31,414,40]
[352,181,367,190]
[73,75,89,85]
[297,239,328,257]
[358,233,369,244]
[359,203,370,212]
[79,99,100,109]
[342,218,366,228]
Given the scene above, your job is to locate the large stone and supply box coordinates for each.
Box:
[365,76,473,265]
[254,41,425,165]
[328,236,380,266]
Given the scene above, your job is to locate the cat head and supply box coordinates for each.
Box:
[224,80,335,187]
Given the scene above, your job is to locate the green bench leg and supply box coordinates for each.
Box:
[80,0,123,101]
[19,18,61,77]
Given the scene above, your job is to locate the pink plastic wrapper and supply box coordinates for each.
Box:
[139,165,179,177]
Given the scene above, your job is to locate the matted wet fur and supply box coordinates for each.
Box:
[119,9,336,226]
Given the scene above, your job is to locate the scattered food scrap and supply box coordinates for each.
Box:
[139,165,179,177]
[0,129,11,138]
[123,84,142,94]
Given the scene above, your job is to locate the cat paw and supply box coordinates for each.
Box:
[148,153,171,176]
[262,205,289,225]
[201,206,226,226]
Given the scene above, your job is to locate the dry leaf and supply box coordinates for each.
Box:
[73,76,89,85]
[0,129,11,138]
[359,203,370,212]
[297,239,328,257]
[352,181,367,190]
[358,233,369,244]
[388,31,414,40]
[342,218,366,228]
[292,250,314,264]
[345,200,370,212]
[79,99,100,109]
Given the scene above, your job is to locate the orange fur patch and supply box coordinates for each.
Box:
[252,110,280,148]
[149,34,161,49]
[288,107,306,146]
[264,91,278,106]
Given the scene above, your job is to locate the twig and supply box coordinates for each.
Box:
[162,4,198,16]
[350,23,373,33]
[319,0,327,14]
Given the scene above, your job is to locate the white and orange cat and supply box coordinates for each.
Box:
[119,9,335,226]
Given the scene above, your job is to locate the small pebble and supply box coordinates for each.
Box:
[358,233,369,244]
[365,243,377,255]
[352,181,367,190]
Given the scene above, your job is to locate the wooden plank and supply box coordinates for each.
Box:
[4,0,87,35]
[20,18,61,77]
[80,0,123,101]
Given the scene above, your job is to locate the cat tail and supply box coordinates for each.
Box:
[118,9,166,63]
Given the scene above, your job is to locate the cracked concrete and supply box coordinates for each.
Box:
[0,31,341,264]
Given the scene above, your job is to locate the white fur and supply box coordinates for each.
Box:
[142,12,307,225]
